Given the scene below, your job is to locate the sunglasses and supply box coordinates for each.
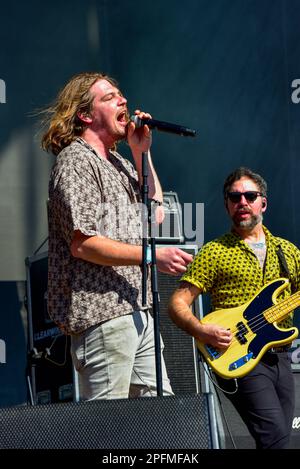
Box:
[226,191,263,203]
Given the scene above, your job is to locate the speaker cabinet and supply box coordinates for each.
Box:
[0,394,216,449]
[25,252,73,405]
[157,244,202,395]
[152,192,184,244]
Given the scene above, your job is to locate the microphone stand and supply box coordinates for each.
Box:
[141,151,163,397]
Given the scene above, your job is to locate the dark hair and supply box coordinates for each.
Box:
[223,167,268,199]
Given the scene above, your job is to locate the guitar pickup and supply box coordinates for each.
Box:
[229,352,253,371]
[204,344,221,360]
[235,321,249,345]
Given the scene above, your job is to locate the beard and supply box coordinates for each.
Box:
[232,212,263,231]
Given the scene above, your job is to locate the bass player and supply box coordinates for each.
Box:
[168,166,300,449]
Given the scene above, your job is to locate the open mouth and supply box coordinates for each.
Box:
[116,110,129,125]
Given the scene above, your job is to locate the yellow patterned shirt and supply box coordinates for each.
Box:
[181,226,300,328]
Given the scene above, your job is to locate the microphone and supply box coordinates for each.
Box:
[130,115,196,137]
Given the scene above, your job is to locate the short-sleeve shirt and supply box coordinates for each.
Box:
[181,226,300,328]
[47,138,151,335]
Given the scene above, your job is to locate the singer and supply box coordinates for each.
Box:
[41,72,193,401]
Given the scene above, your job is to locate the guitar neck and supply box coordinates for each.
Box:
[265,291,300,323]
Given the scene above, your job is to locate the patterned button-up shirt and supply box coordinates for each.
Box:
[181,226,300,328]
[47,138,151,335]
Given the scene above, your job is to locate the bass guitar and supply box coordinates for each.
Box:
[197,278,299,379]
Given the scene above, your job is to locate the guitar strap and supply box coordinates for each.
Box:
[276,245,295,293]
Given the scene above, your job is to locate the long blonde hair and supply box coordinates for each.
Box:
[41,72,117,156]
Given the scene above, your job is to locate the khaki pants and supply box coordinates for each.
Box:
[71,310,173,400]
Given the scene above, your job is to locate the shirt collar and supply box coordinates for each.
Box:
[228,225,276,251]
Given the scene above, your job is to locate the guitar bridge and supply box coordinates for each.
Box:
[229,352,253,371]
[204,344,221,360]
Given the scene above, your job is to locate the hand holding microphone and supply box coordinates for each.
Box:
[127,110,153,154]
